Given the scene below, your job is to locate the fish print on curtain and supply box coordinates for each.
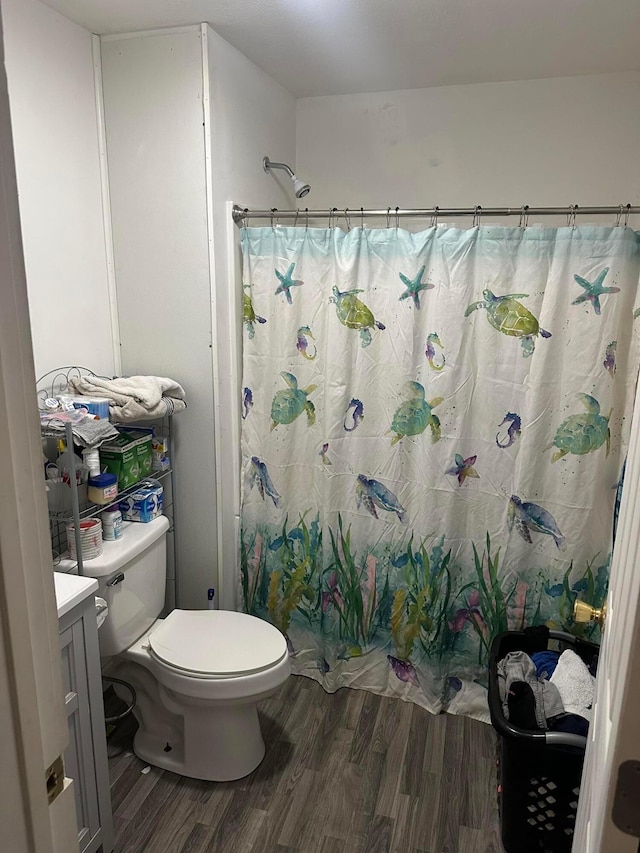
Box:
[240,223,640,721]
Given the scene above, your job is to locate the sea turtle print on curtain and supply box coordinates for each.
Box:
[240,223,640,721]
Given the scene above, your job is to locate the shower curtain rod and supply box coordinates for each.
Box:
[232,203,639,225]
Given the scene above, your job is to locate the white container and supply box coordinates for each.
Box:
[66,518,103,560]
[101,507,123,541]
[82,447,100,477]
[88,473,118,506]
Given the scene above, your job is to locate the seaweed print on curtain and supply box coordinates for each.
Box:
[240,223,640,721]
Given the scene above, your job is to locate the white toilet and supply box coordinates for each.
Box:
[81,516,291,781]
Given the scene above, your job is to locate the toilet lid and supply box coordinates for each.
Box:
[148,610,288,676]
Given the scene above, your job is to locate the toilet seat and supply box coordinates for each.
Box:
[148,609,288,678]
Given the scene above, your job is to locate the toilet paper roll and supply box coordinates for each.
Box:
[95,596,108,629]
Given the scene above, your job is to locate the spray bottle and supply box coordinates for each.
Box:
[55,439,83,486]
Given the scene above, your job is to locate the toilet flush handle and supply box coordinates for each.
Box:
[107,572,125,586]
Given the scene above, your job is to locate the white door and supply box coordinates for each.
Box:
[574,377,640,852]
[0,4,78,851]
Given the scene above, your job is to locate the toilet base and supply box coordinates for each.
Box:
[112,659,271,781]
[133,695,267,782]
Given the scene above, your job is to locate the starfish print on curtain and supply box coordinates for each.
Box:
[240,222,640,722]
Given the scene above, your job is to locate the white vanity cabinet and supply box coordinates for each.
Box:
[55,574,114,853]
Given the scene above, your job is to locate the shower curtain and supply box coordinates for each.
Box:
[240,223,640,720]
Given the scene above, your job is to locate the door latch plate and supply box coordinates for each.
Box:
[45,755,64,805]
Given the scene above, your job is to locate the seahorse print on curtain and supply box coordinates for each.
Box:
[240,224,640,721]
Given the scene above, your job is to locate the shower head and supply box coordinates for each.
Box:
[293,177,311,199]
[263,156,311,199]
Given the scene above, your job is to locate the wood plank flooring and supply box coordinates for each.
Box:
[107,675,503,852]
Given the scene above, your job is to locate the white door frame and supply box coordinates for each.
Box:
[574,380,640,851]
[0,3,76,849]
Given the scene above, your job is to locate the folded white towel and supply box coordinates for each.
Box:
[550,648,595,722]
[70,375,186,422]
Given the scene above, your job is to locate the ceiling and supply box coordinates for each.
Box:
[43,0,640,98]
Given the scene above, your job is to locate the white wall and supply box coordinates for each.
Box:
[206,25,296,609]
[100,27,213,611]
[100,25,295,610]
[296,72,640,219]
[2,0,115,380]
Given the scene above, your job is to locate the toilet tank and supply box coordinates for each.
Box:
[79,515,170,657]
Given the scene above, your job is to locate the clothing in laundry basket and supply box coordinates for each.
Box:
[549,713,589,738]
[550,649,595,722]
[497,650,564,729]
[506,682,539,729]
[531,650,560,680]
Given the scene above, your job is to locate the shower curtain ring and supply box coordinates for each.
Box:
[431,206,439,228]
[387,207,391,228]
[624,203,631,228]
[395,207,400,229]
[294,208,299,228]
[615,204,624,227]
[567,204,578,228]
[305,208,309,230]
[328,208,333,229]
[473,205,482,227]
[519,205,529,229]
[361,207,365,229]
[344,208,351,232]
[270,208,277,230]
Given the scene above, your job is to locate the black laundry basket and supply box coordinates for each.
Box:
[488,628,599,853]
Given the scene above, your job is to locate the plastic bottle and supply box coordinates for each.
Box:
[101,506,123,541]
[56,439,83,486]
[82,447,100,477]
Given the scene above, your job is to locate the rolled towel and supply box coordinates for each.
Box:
[550,649,595,722]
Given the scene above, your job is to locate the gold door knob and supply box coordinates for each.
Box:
[574,598,607,626]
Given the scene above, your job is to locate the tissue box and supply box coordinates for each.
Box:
[119,483,163,522]
[99,429,153,490]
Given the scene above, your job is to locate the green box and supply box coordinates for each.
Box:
[99,430,153,490]
[135,439,153,478]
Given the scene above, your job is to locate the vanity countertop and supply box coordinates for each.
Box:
[54,572,98,619]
